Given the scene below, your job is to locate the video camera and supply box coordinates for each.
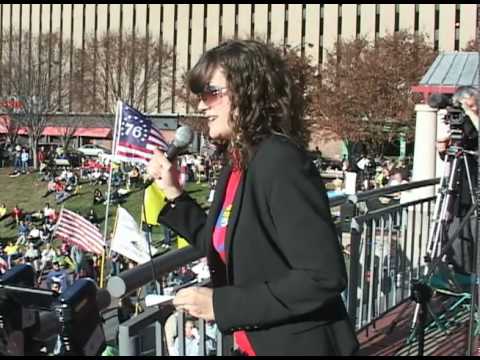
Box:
[0,264,110,356]
[429,93,468,142]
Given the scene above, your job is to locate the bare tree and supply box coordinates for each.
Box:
[52,114,80,151]
[75,31,175,113]
[0,99,22,146]
[0,31,70,168]
[281,42,317,146]
[311,31,436,158]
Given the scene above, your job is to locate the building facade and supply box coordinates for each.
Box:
[0,4,478,158]
[0,4,477,114]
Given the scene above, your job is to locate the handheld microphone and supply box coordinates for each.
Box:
[164,125,194,161]
[144,125,194,188]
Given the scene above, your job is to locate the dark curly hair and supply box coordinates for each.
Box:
[188,39,308,169]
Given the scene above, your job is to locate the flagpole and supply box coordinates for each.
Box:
[103,101,122,249]
[108,204,121,258]
[51,205,65,241]
[99,246,106,288]
[100,101,122,288]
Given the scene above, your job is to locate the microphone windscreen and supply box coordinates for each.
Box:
[173,126,194,148]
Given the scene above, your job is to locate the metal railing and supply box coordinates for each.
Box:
[346,196,436,329]
[107,178,440,355]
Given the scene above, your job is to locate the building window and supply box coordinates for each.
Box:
[203,5,207,52]
[356,4,361,36]
[301,4,306,56]
[284,4,288,47]
[455,4,461,35]
[267,4,271,42]
[219,5,223,42]
[319,5,324,64]
[394,4,399,32]
[414,4,419,32]
[251,4,255,38]
[320,4,324,36]
[454,24,460,51]
[234,4,238,39]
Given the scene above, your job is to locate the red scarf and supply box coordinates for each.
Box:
[211,168,256,356]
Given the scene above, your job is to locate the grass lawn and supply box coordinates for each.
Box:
[0,167,210,248]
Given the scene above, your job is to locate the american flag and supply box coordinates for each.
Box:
[54,209,106,255]
[114,101,168,165]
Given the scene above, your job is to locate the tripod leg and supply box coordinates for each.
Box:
[462,154,475,206]
[405,157,457,348]
[407,303,421,344]
[423,158,451,264]
[430,157,461,261]
[420,303,428,355]
[403,152,471,354]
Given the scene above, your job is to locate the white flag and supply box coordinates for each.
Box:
[110,207,158,264]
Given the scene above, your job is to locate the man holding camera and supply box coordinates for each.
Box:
[437,86,479,153]
[435,86,479,275]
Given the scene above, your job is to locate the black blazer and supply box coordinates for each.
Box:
[159,134,359,355]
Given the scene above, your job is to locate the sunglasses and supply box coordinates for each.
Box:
[198,84,228,106]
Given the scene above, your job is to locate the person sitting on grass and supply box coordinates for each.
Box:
[66,170,79,189]
[40,243,57,271]
[42,178,58,198]
[93,189,105,205]
[108,187,126,205]
[16,220,30,246]
[38,225,51,247]
[55,181,78,204]
[0,203,8,221]
[4,240,20,264]
[128,166,141,189]
[43,203,55,222]
[5,205,24,229]
[86,208,99,226]
[41,217,56,241]
[27,225,42,244]
[24,242,41,272]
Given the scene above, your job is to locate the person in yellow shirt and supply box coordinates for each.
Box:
[0,203,7,220]
[4,241,19,256]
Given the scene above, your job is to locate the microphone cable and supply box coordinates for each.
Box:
[142,185,161,296]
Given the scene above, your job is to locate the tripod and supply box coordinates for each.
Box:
[407,138,476,355]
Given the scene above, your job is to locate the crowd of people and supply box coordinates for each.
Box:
[0,143,32,175]
[0,33,478,356]
[0,128,412,356]
[0,137,230,354]
[313,151,412,195]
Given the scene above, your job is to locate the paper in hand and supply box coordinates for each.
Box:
[145,294,174,307]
